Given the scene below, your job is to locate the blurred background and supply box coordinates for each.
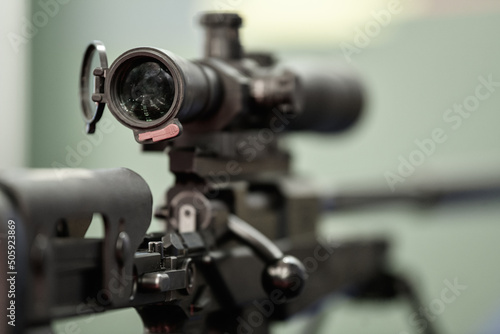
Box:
[2,0,500,333]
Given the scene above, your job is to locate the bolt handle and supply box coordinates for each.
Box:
[227,215,307,300]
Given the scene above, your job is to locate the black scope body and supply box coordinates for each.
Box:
[84,13,364,143]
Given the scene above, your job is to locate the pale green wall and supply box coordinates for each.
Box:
[1,1,28,168]
[28,1,500,333]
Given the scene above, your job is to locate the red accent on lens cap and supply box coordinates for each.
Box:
[138,123,180,142]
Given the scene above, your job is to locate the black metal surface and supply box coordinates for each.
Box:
[200,13,243,60]
[209,237,388,317]
[0,171,392,333]
[283,60,364,132]
[0,168,152,329]
[227,214,284,261]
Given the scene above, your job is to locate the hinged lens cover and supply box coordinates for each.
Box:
[80,40,108,134]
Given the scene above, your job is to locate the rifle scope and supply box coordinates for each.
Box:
[80,13,364,143]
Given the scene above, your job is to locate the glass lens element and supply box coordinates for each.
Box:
[118,60,175,122]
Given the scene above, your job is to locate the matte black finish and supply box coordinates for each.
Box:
[285,61,365,132]
[0,169,152,332]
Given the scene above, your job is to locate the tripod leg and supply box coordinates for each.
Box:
[355,272,439,334]
[394,276,438,334]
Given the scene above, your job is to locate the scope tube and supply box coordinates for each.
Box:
[285,60,365,132]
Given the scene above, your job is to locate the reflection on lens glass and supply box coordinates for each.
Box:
[119,60,175,122]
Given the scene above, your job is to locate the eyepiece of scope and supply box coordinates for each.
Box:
[116,59,175,122]
[105,47,222,135]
